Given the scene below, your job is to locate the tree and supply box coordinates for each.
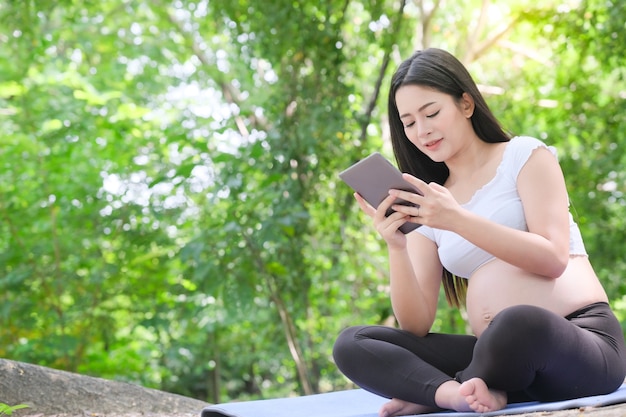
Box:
[1,0,625,404]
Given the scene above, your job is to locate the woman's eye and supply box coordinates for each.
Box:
[426,110,440,118]
[404,121,415,128]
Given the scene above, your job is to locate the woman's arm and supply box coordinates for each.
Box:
[392,147,571,279]
[388,232,443,336]
[353,192,443,336]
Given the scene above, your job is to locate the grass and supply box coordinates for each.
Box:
[0,403,29,416]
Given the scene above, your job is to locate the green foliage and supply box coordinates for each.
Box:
[1,0,625,405]
[0,403,29,416]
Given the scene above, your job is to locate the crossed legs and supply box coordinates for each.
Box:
[333,303,626,416]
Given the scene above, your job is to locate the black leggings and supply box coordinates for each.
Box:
[333,303,626,408]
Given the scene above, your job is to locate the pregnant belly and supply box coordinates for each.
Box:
[465,257,606,337]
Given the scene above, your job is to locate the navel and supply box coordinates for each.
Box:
[482,312,493,323]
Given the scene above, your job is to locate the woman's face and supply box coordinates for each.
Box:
[395,84,474,162]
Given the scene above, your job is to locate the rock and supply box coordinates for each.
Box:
[0,359,210,415]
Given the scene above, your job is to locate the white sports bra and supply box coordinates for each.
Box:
[417,136,587,279]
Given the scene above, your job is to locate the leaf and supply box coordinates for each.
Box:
[0,403,29,416]
[0,81,26,98]
[73,88,122,106]
[41,118,63,133]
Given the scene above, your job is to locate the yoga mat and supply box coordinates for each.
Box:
[201,384,626,417]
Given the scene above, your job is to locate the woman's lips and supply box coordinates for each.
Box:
[424,138,443,150]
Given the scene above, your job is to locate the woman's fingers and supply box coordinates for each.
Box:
[389,190,422,207]
[355,193,397,220]
[354,192,375,216]
[356,192,409,226]
[354,192,410,246]
[402,173,428,194]
[391,202,420,218]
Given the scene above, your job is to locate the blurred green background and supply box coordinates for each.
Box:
[1,0,625,404]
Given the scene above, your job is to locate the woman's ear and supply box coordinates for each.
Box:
[461,92,475,118]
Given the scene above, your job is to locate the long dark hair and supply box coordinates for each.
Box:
[387,48,511,307]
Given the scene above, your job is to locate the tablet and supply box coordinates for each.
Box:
[339,152,423,233]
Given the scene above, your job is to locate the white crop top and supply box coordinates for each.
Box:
[417,136,587,279]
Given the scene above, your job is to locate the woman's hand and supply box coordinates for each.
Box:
[355,172,464,246]
[354,192,410,249]
[388,174,463,231]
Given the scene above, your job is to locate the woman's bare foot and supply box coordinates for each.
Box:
[379,398,438,417]
[458,378,507,413]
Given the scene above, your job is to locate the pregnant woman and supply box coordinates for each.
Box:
[333,48,626,417]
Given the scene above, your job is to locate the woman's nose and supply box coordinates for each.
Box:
[417,120,432,139]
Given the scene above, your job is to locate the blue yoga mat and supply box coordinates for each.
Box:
[201,384,626,417]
